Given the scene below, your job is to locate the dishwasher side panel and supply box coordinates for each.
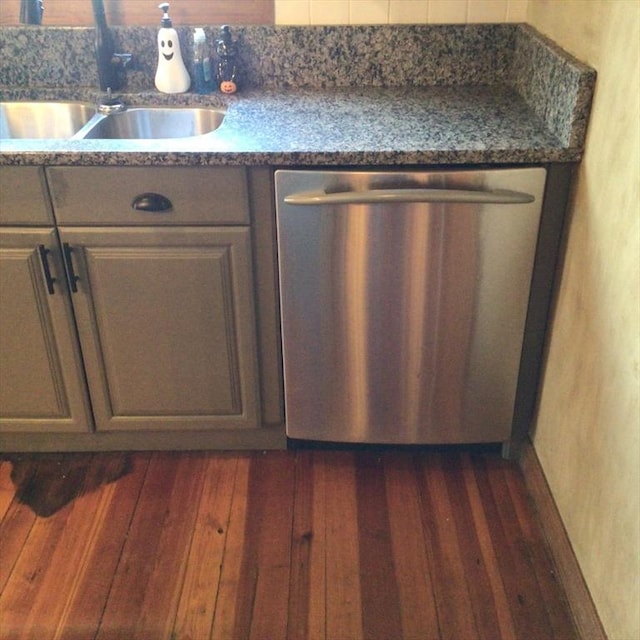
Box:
[275,168,546,444]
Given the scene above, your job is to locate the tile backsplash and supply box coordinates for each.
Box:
[275,0,529,25]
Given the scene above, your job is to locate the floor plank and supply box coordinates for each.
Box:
[384,451,440,639]
[0,485,37,595]
[303,450,328,640]
[460,453,518,640]
[242,450,295,640]
[21,455,120,638]
[209,455,252,640]
[0,460,16,521]
[287,450,319,640]
[95,452,205,640]
[172,454,238,640]
[416,452,480,640]
[0,512,73,639]
[355,452,403,639]
[503,461,578,639]
[443,453,503,639]
[324,451,363,640]
[472,454,562,640]
[50,453,150,639]
[0,448,582,640]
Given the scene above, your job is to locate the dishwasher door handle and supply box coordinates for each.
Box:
[283,187,536,206]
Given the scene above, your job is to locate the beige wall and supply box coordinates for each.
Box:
[526,2,640,639]
[275,0,528,24]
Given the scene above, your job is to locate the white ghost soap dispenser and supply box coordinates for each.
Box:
[155,2,190,94]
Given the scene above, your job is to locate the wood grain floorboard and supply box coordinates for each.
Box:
[384,451,440,639]
[355,452,403,639]
[238,451,295,640]
[0,483,37,595]
[50,453,150,640]
[287,450,316,640]
[96,452,206,640]
[22,455,114,638]
[0,473,73,638]
[172,454,238,640]
[459,453,518,640]
[303,450,328,640]
[473,454,566,640]
[0,448,581,640]
[442,454,502,639]
[502,461,578,639]
[0,461,16,521]
[416,452,480,640]
[209,455,251,640]
[324,451,363,640]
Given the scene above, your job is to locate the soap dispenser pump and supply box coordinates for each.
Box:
[154,2,190,94]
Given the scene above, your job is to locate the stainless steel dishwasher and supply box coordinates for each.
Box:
[275,167,546,445]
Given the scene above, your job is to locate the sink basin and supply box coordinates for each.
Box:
[80,107,226,139]
[0,101,95,139]
[0,102,226,141]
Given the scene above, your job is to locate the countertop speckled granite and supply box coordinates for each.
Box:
[0,24,595,167]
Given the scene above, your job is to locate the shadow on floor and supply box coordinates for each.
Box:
[4,453,132,517]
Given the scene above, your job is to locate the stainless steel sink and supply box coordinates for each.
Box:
[79,107,226,139]
[0,101,226,141]
[0,101,96,139]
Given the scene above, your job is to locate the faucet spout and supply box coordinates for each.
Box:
[91,0,131,91]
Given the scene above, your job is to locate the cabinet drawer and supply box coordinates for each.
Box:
[0,167,53,226]
[46,166,250,225]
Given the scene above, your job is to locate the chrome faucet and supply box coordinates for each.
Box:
[91,0,132,92]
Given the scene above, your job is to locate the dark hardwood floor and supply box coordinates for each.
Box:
[0,447,579,639]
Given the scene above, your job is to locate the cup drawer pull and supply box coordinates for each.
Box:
[131,193,173,212]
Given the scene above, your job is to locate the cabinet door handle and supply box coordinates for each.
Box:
[62,243,80,293]
[131,192,173,212]
[38,244,56,295]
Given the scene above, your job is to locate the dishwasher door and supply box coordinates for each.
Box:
[275,167,546,444]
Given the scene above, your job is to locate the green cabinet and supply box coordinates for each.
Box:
[0,166,283,448]
[0,226,92,432]
[59,226,259,431]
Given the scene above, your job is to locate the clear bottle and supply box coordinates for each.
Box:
[192,28,212,94]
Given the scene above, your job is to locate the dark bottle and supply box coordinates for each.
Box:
[215,25,238,94]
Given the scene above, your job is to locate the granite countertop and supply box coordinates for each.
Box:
[0,86,571,167]
[0,24,595,168]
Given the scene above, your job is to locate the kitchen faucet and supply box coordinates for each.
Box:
[91,0,132,92]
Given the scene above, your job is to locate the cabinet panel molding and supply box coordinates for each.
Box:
[60,226,261,431]
[0,228,92,432]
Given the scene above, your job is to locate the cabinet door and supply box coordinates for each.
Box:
[0,229,91,432]
[60,227,260,431]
